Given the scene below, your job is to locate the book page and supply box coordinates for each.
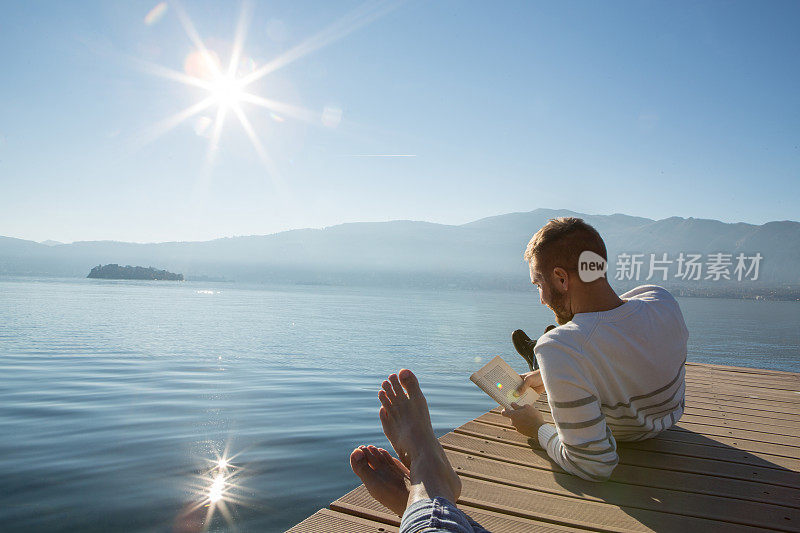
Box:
[470,355,539,409]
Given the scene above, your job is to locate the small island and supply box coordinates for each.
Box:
[87,264,184,281]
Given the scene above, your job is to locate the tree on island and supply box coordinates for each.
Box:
[87,264,183,281]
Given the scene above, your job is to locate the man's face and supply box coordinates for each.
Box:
[529,257,573,325]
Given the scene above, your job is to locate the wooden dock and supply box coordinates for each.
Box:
[288,363,800,532]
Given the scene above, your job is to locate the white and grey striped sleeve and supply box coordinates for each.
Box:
[536,347,618,482]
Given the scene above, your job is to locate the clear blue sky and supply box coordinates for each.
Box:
[1,0,798,243]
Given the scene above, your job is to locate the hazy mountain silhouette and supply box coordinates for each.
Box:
[1,209,798,294]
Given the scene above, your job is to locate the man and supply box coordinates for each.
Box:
[348,218,689,532]
[502,217,689,481]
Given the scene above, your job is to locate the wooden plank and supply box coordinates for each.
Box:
[687,371,800,388]
[685,362,800,377]
[691,383,800,396]
[683,406,800,430]
[331,485,587,532]
[673,420,800,446]
[456,476,765,532]
[688,363,800,388]
[329,488,398,528]
[620,433,800,468]
[685,367,800,388]
[686,394,800,416]
[685,379,800,398]
[689,372,800,387]
[686,387,800,407]
[285,508,397,533]
[686,383,800,401]
[441,432,800,507]
[688,367,800,383]
[687,370,800,386]
[444,449,800,528]
[455,421,800,481]
[682,397,800,421]
[684,386,800,407]
[654,411,799,437]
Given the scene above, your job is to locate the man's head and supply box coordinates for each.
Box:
[524,217,608,324]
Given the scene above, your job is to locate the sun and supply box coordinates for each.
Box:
[139,4,296,176]
[208,75,245,109]
[137,0,401,182]
[182,48,246,111]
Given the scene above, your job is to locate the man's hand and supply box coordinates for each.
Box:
[518,370,545,395]
[500,402,545,439]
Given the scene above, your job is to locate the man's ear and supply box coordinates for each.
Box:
[552,267,569,291]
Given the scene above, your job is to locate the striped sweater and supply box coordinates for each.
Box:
[534,285,689,481]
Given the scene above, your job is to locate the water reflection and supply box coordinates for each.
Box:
[3,279,797,531]
[174,449,246,532]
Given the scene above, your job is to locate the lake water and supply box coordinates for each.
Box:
[1,277,798,532]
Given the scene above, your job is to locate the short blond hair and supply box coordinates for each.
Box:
[524,217,607,273]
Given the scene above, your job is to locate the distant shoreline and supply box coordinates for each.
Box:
[3,210,799,292]
[87,264,183,281]
[1,274,796,301]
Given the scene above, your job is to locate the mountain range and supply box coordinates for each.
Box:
[1,209,798,296]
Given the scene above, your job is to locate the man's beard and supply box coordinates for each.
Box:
[548,288,573,325]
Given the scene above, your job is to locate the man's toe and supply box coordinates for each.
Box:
[365,445,383,466]
[378,389,392,410]
[398,369,422,398]
[350,447,368,476]
[381,380,396,401]
[388,374,406,401]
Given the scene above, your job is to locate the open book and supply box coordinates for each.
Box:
[470,356,539,409]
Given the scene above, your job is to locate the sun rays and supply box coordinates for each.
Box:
[178,446,250,532]
[137,0,401,189]
[151,1,276,167]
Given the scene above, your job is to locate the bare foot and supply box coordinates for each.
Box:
[377,369,461,503]
[349,445,411,516]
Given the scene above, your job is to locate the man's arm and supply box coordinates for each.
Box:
[506,341,618,482]
[536,343,618,482]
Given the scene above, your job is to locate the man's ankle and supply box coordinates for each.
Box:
[408,444,445,468]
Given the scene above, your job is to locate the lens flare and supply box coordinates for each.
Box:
[183,50,221,81]
[144,2,168,26]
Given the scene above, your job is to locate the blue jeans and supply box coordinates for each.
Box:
[400,497,490,533]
